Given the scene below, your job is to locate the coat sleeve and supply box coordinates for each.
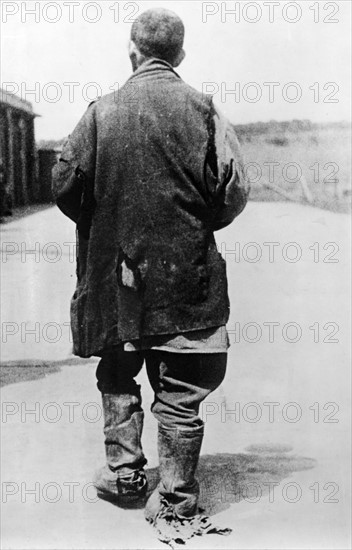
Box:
[205,104,250,231]
[52,102,97,226]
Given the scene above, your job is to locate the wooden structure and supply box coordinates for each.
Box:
[37,149,60,203]
[0,89,39,210]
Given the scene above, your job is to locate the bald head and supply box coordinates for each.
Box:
[130,8,185,67]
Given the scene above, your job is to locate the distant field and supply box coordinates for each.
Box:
[234,120,351,214]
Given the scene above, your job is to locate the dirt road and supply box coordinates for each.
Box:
[1,202,350,549]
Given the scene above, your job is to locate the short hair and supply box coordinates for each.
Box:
[131,8,184,65]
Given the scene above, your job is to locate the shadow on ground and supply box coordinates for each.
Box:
[0,357,95,387]
[143,444,316,516]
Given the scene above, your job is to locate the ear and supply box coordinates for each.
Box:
[128,39,144,71]
[172,49,185,68]
[128,40,139,58]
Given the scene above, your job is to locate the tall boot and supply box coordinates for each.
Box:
[145,423,204,520]
[93,391,147,501]
[145,423,232,544]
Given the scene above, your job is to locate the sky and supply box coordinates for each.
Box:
[1,0,351,140]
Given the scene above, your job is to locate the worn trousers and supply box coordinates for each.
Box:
[96,348,227,429]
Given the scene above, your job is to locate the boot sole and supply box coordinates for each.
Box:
[96,487,148,503]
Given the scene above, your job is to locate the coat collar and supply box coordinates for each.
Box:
[127,58,181,82]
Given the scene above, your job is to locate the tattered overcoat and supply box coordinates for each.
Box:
[52,59,249,357]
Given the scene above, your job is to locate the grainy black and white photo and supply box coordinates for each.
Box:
[1,1,351,548]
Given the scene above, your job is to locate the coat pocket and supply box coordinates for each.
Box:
[143,253,210,309]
